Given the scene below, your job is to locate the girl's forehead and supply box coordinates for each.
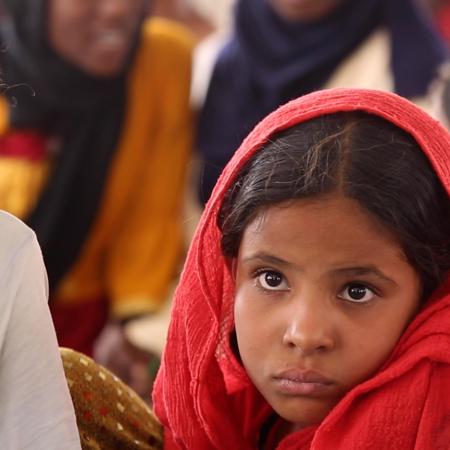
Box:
[241,194,402,252]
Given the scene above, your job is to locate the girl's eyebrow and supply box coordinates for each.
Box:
[241,252,294,268]
[331,267,398,286]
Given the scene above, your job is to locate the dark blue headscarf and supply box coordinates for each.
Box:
[198,0,448,203]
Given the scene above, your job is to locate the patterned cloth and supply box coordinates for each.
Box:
[61,348,163,450]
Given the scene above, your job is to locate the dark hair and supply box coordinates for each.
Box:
[218,112,450,299]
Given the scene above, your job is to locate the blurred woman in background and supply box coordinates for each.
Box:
[197,0,447,203]
[0,0,194,383]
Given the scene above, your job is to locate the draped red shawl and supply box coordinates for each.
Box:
[153,88,450,449]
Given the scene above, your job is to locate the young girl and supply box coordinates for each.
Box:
[153,88,450,449]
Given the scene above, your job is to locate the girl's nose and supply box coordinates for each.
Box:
[282,296,336,356]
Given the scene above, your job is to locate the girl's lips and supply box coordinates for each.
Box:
[272,369,335,396]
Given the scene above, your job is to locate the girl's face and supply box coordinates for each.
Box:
[234,194,421,428]
[268,0,344,22]
[48,0,146,77]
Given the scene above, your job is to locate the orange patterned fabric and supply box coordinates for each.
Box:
[61,348,163,450]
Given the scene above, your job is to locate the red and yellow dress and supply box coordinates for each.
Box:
[0,18,194,354]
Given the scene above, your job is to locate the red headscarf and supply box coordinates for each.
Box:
[153,88,450,449]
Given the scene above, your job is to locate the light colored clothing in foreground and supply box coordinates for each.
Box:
[0,211,80,449]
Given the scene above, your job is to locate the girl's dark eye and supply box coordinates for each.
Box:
[339,283,376,303]
[256,270,289,291]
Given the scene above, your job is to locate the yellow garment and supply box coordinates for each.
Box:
[0,19,194,318]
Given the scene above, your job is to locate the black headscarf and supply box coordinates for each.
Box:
[0,0,147,289]
[197,0,448,203]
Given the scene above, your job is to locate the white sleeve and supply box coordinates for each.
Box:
[0,229,81,449]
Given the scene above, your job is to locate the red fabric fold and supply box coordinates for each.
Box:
[153,88,450,449]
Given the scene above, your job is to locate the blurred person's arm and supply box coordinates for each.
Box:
[105,19,194,320]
